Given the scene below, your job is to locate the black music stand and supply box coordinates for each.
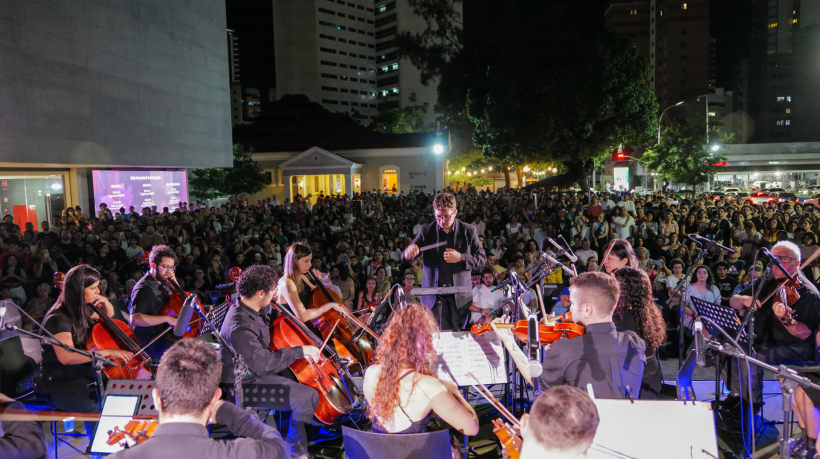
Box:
[685,298,747,428]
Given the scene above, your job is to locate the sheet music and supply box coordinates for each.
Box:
[432,331,507,386]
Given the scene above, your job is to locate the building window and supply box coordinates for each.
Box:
[630,9,638,14]
[682,3,687,9]
[381,167,399,193]
[786,120,791,125]
[786,108,791,113]
[391,63,398,70]
[769,22,778,28]
[793,18,798,23]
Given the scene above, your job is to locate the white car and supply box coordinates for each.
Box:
[800,185,820,195]
[722,187,742,193]
[763,187,787,193]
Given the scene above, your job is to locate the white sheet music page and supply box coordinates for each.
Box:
[432,331,507,386]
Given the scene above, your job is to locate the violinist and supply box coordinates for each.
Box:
[220,265,320,459]
[129,245,179,359]
[519,386,600,459]
[493,272,646,399]
[110,339,289,459]
[38,265,134,437]
[727,241,820,408]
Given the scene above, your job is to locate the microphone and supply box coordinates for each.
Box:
[760,247,794,280]
[546,237,577,263]
[491,278,512,292]
[694,320,706,367]
[174,295,197,337]
[526,314,543,378]
[687,234,735,254]
[541,252,576,278]
[558,235,577,262]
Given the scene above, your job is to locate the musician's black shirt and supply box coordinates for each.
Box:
[538,322,646,399]
[108,402,289,459]
[130,272,175,349]
[739,272,820,346]
[219,300,304,385]
[40,309,93,382]
[435,226,457,286]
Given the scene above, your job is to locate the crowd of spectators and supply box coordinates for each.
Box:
[1,187,817,343]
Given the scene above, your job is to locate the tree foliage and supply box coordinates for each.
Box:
[642,121,729,190]
[467,33,658,170]
[394,0,463,85]
[189,144,271,200]
[375,93,430,133]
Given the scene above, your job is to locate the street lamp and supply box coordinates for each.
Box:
[658,101,684,145]
[710,145,720,152]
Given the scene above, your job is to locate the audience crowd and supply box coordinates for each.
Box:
[2,187,818,351]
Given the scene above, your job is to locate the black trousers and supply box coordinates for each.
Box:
[242,375,319,456]
[37,373,100,438]
[432,294,470,331]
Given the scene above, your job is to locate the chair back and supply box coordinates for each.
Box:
[0,335,38,398]
[110,299,130,322]
[341,426,452,459]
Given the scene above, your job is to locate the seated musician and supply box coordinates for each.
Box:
[277,242,348,323]
[129,245,179,359]
[110,339,289,459]
[363,304,478,437]
[0,392,47,459]
[220,264,320,459]
[519,386,600,459]
[727,240,820,408]
[785,384,820,459]
[600,239,639,274]
[612,267,666,399]
[38,265,134,437]
[493,272,647,399]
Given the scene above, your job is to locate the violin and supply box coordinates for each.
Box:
[106,419,158,447]
[776,277,801,325]
[471,312,585,345]
[54,272,153,380]
[305,268,379,369]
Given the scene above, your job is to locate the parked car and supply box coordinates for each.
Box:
[763,187,788,194]
[722,187,742,194]
[769,192,798,203]
[800,185,820,195]
[803,194,820,206]
[750,191,774,205]
[734,192,752,204]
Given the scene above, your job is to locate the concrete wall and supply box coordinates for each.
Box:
[0,0,232,168]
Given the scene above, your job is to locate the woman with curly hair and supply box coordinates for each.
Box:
[363,304,478,439]
[613,267,667,399]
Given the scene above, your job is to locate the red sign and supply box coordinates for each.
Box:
[1,181,6,186]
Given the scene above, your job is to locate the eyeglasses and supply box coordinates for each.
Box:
[158,264,176,270]
[434,211,456,221]
[773,255,798,264]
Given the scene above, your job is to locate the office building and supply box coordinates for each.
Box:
[272,0,379,123]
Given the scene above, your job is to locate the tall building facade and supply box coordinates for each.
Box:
[272,0,379,123]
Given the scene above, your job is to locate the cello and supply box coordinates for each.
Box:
[53,272,153,380]
[269,300,358,425]
[305,268,379,369]
[138,251,203,339]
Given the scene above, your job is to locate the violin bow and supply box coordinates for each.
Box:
[467,372,521,429]
[308,268,381,342]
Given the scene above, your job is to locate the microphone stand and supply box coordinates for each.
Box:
[704,337,820,459]
[189,299,250,409]
[671,242,711,368]
[3,323,115,409]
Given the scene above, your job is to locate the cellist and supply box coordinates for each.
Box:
[129,245,179,359]
[219,265,321,459]
[38,265,134,438]
[277,242,348,323]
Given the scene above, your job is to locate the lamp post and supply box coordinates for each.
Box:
[658,101,684,144]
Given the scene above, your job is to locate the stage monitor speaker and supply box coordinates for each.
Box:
[106,379,158,417]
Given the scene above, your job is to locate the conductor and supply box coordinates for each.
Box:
[403,192,485,330]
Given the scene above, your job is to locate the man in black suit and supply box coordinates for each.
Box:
[494,271,647,399]
[403,193,486,330]
[109,339,289,459]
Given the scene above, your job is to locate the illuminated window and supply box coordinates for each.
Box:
[382,168,398,193]
[786,108,791,113]
[391,63,398,70]
[793,18,798,23]
[630,9,638,14]
[769,23,778,28]
[708,112,716,117]
[682,3,687,8]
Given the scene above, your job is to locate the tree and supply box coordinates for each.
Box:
[642,121,729,191]
[467,33,658,189]
[394,0,463,85]
[375,93,430,133]
[189,144,271,200]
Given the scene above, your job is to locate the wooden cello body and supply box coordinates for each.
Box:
[269,301,357,425]
[305,269,375,369]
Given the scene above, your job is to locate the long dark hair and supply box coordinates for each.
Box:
[604,239,639,268]
[689,265,715,287]
[49,264,100,346]
[613,267,666,350]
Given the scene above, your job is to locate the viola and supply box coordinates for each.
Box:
[107,419,158,447]
[269,300,357,425]
[306,268,379,369]
[54,272,152,380]
[471,312,584,345]
[776,277,802,325]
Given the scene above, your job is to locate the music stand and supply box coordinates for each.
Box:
[684,298,746,428]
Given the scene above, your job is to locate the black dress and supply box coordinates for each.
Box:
[613,309,662,399]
